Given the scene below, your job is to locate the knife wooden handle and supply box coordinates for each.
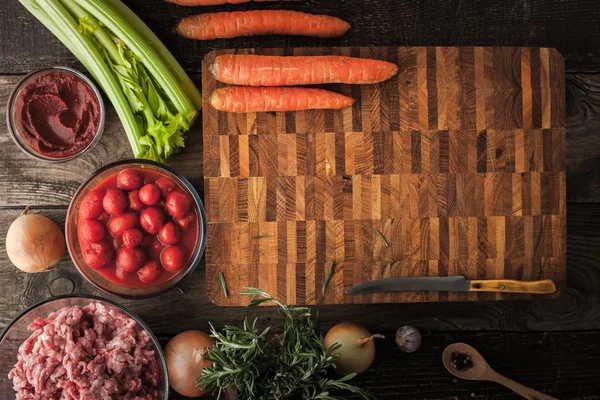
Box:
[469,279,556,294]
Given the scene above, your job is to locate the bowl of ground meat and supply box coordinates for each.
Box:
[0,296,167,399]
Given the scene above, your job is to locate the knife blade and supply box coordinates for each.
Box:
[345,276,556,295]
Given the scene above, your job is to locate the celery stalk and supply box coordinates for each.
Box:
[19,0,144,157]
[61,0,196,161]
[59,0,157,131]
[20,0,199,162]
[101,0,202,112]
[73,0,199,122]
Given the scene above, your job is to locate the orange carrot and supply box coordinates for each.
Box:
[210,87,355,112]
[177,10,350,40]
[165,0,276,6]
[211,54,399,86]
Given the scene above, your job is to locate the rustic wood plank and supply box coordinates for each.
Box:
[565,73,600,202]
[0,75,204,207]
[0,1,598,397]
[160,330,600,399]
[0,72,596,204]
[202,47,566,305]
[0,204,598,333]
[2,0,600,74]
[319,330,600,400]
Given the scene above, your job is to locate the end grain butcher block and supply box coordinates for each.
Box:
[202,47,566,306]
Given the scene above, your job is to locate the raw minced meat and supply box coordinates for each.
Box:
[8,302,159,400]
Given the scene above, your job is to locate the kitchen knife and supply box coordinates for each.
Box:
[345,276,556,295]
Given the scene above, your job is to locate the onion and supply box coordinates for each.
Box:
[5,206,65,273]
[165,330,216,397]
[324,322,384,376]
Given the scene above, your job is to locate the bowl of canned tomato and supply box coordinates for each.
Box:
[66,160,206,298]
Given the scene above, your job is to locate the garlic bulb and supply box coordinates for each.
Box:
[395,325,421,353]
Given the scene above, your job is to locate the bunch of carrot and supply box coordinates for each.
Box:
[165,0,399,112]
[209,54,399,112]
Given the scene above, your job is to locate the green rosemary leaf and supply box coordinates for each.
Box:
[375,229,390,248]
[250,233,275,240]
[219,271,228,298]
[197,288,374,400]
[322,261,336,295]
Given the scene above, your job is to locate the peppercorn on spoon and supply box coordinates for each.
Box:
[442,343,558,400]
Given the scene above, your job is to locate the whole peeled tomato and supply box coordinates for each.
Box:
[98,212,111,224]
[166,190,193,220]
[161,245,187,272]
[103,188,128,216]
[78,219,107,243]
[113,237,124,250]
[176,212,196,230]
[107,212,138,237]
[128,190,144,211]
[117,247,146,273]
[79,190,105,220]
[165,331,216,397]
[139,183,161,206]
[122,228,144,248]
[138,260,161,283]
[117,169,144,191]
[116,266,132,281]
[140,207,165,235]
[82,241,114,270]
[148,237,165,259]
[156,177,177,198]
[158,222,181,245]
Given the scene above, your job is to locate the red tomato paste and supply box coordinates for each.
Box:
[16,72,100,158]
[78,168,199,289]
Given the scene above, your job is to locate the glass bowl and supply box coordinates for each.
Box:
[0,296,168,399]
[6,66,105,163]
[66,159,207,298]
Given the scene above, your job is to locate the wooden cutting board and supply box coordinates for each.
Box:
[202,47,566,306]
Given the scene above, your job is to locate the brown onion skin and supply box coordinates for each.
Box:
[165,330,216,397]
[6,210,65,273]
[324,322,376,376]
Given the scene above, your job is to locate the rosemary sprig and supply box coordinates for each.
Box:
[322,261,336,295]
[197,288,375,400]
[375,229,390,248]
[219,272,228,298]
[250,233,275,240]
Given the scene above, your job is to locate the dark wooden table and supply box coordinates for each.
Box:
[1,0,599,398]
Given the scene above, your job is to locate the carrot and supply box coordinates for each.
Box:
[210,87,355,112]
[165,0,276,5]
[177,10,350,40]
[211,54,399,86]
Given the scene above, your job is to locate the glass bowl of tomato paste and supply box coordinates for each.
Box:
[66,160,206,298]
[6,66,105,163]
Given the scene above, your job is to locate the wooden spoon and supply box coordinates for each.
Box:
[442,343,558,400]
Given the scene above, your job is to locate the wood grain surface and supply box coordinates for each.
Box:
[3,0,600,74]
[152,330,597,399]
[0,0,599,398]
[202,47,567,305]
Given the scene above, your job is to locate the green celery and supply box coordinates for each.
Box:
[60,0,185,162]
[101,0,202,112]
[20,0,144,157]
[21,0,200,162]
[72,0,199,122]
